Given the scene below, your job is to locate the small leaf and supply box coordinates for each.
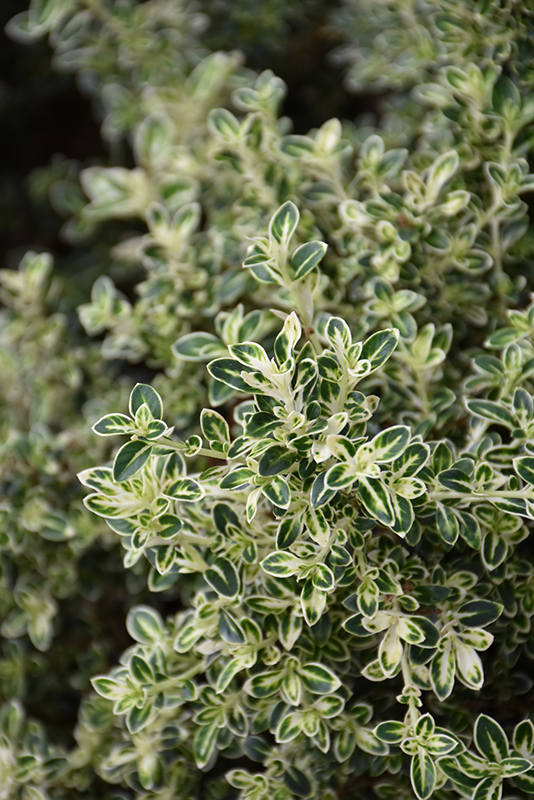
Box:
[358,477,395,527]
[475,715,509,763]
[375,720,407,744]
[457,600,503,628]
[205,557,240,598]
[365,425,411,462]
[207,358,252,392]
[269,201,299,245]
[515,456,534,485]
[258,445,297,477]
[262,475,291,509]
[201,409,230,452]
[466,399,516,429]
[92,413,136,436]
[411,746,436,800]
[167,478,204,502]
[473,776,503,800]
[126,606,165,644]
[208,107,242,141]
[194,723,219,769]
[276,712,302,743]
[430,643,455,700]
[172,331,225,361]
[261,551,302,578]
[129,383,163,419]
[244,670,284,698]
[299,662,341,694]
[113,440,152,482]
[220,467,256,490]
[289,240,327,280]
[360,329,399,370]
[129,654,154,684]
[301,579,327,626]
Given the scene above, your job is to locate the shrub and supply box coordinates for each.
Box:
[3,1,534,799]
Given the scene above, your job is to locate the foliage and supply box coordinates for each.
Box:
[3,1,534,799]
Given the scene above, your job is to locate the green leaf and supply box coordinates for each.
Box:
[475,715,509,763]
[411,746,436,800]
[172,331,225,361]
[269,201,299,245]
[92,413,136,436]
[258,445,297,477]
[466,399,516,429]
[276,517,302,549]
[389,493,415,536]
[274,311,302,364]
[113,440,152,482]
[129,383,163,420]
[438,468,472,493]
[208,107,242,141]
[261,551,302,577]
[473,776,503,800]
[365,425,411,462]
[282,671,302,706]
[335,729,356,762]
[515,457,534,485]
[126,703,153,734]
[360,328,399,370]
[375,720,407,744]
[391,443,429,478]
[325,316,352,352]
[244,411,281,438]
[426,149,459,197]
[482,531,507,570]
[513,719,534,754]
[244,670,284,698]
[289,240,327,280]
[301,579,327,626]
[425,733,458,756]
[126,606,165,644]
[215,657,250,693]
[436,503,459,545]
[201,409,230,452]
[514,771,534,793]
[311,471,337,507]
[299,662,341,694]
[129,654,154,684]
[167,478,204,502]
[311,564,334,591]
[228,342,270,369]
[276,712,302,743]
[283,765,312,797]
[91,676,126,700]
[194,723,219,769]
[205,557,240,598]
[220,467,256,490]
[207,358,252,392]
[500,757,533,777]
[379,626,403,675]
[218,608,246,644]
[411,616,440,648]
[358,477,395,527]
[430,643,455,700]
[457,600,503,628]
[262,475,291,509]
[325,462,357,490]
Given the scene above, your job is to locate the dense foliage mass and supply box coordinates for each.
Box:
[3,1,534,798]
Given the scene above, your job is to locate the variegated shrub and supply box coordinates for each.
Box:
[3,1,534,800]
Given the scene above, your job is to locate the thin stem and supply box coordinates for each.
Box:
[158,437,229,462]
